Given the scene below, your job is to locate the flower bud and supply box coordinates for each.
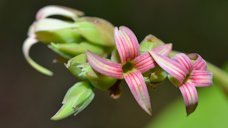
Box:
[75,17,115,48]
[34,18,81,44]
[49,41,108,59]
[143,67,167,88]
[23,6,116,76]
[66,54,117,90]
[140,35,165,54]
[86,66,117,90]
[65,53,87,79]
[51,82,94,120]
[149,68,167,84]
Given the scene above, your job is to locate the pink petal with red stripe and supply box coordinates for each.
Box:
[190,70,213,87]
[179,82,198,116]
[152,43,172,56]
[172,53,193,71]
[114,26,140,63]
[86,51,123,79]
[133,52,155,73]
[189,53,207,70]
[149,51,187,83]
[124,70,152,115]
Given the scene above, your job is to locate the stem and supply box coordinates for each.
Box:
[207,63,228,97]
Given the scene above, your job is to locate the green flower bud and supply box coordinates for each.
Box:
[86,66,117,90]
[49,41,107,59]
[66,54,117,90]
[36,28,82,44]
[75,17,115,48]
[143,67,167,88]
[23,7,115,76]
[34,18,81,44]
[140,34,165,54]
[150,68,167,84]
[65,53,88,80]
[35,18,115,59]
[51,81,94,120]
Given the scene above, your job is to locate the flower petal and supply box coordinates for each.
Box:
[149,51,187,83]
[190,70,213,87]
[22,37,53,76]
[133,52,155,73]
[86,51,123,79]
[172,53,193,71]
[179,82,198,116]
[188,53,207,70]
[124,70,152,115]
[34,18,75,32]
[36,5,84,20]
[114,26,140,63]
[152,43,172,56]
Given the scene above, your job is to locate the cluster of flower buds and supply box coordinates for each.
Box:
[23,5,213,120]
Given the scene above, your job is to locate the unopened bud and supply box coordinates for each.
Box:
[49,42,107,59]
[51,81,94,120]
[65,54,88,80]
[150,68,167,84]
[66,54,117,90]
[140,35,165,54]
[34,18,81,44]
[143,67,167,88]
[76,17,115,48]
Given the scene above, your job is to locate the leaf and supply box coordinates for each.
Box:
[146,85,228,128]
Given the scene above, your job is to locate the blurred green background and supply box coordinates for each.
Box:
[0,0,228,128]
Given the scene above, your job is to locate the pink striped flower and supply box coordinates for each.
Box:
[150,52,213,115]
[86,26,172,115]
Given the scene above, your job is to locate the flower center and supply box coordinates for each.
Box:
[183,73,191,84]
[122,61,135,73]
[169,71,192,87]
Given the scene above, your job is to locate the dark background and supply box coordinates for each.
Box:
[0,0,228,128]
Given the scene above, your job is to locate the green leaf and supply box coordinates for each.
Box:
[146,85,228,128]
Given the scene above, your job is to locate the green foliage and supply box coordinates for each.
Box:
[146,85,228,128]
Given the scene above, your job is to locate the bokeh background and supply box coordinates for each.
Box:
[0,0,228,128]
